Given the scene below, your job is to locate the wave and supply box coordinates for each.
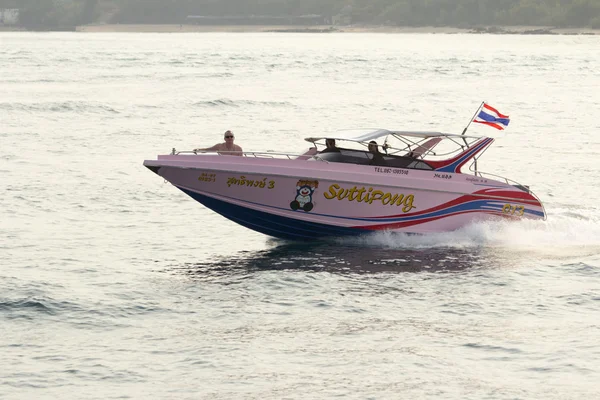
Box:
[164,210,600,277]
[157,72,234,81]
[335,214,600,254]
[193,98,293,108]
[0,296,165,322]
[0,299,56,315]
[0,101,120,114]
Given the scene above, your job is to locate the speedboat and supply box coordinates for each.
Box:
[143,129,546,240]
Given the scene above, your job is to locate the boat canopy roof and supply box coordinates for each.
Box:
[305,129,485,143]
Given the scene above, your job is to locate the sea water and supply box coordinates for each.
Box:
[1,32,600,399]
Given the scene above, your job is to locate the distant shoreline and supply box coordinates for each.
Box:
[75,24,600,35]
[77,24,600,35]
[2,24,599,35]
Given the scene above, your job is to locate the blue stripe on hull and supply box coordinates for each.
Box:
[179,188,366,240]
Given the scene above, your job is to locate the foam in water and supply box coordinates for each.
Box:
[336,214,600,251]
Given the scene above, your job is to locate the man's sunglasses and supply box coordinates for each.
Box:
[225,135,234,138]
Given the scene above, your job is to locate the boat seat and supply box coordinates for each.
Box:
[296,147,318,160]
[317,150,372,165]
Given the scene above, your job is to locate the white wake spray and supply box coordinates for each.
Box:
[336,211,600,254]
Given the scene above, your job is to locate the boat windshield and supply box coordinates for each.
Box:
[311,148,433,170]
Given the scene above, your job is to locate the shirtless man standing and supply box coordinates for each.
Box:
[194,130,243,156]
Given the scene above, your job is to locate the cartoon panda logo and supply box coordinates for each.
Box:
[290,180,319,212]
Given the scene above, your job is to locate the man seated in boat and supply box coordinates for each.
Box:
[368,141,386,166]
[319,138,341,154]
[194,130,243,156]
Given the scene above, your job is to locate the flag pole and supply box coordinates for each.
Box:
[461,101,484,136]
[461,101,484,176]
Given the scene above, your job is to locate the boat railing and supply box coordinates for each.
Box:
[242,151,306,160]
[474,169,546,219]
[472,168,546,219]
[170,148,307,160]
[472,168,529,190]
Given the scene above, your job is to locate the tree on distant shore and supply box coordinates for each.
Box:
[2,0,600,28]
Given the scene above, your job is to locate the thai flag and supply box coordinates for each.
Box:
[473,103,510,130]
